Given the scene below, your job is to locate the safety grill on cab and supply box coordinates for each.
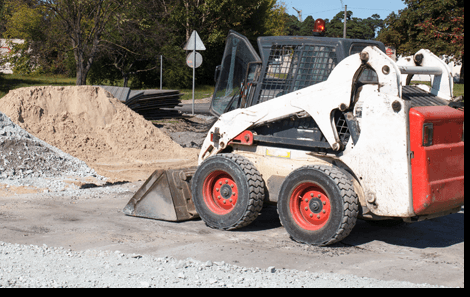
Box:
[254,44,338,105]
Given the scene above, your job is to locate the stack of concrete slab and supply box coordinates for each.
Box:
[98,86,183,120]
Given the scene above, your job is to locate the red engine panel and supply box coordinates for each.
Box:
[409,106,465,216]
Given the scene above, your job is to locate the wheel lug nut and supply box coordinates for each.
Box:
[323,210,326,214]
[305,207,308,211]
[217,196,221,199]
[310,193,314,197]
[216,188,219,192]
[231,184,234,188]
[233,192,236,196]
[305,199,308,202]
[223,200,226,204]
[317,215,321,219]
[323,201,326,205]
[318,194,321,198]
[310,214,313,218]
[219,182,222,185]
[225,180,228,184]
[229,199,233,203]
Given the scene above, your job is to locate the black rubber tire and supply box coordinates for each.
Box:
[191,154,265,230]
[278,165,359,246]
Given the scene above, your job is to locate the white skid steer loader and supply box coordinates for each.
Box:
[124,27,464,246]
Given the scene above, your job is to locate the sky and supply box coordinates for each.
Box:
[285,0,407,21]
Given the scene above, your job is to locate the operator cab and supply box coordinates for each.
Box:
[210,30,386,117]
[211,32,261,115]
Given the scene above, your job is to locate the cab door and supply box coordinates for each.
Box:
[210,31,261,117]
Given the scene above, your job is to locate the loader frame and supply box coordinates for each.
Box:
[124,30,464,246]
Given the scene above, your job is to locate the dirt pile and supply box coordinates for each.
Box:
[0,86,198,181]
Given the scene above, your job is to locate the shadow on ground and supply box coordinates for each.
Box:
[236,205,464,249]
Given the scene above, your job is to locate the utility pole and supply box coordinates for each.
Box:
[293,7,303,22]
[343,5,347,38]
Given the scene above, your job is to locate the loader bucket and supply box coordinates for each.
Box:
[123,167,199,222]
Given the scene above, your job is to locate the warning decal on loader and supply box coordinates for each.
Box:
[266,148,291,159]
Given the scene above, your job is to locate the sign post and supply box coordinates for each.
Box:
[184,31,206,115]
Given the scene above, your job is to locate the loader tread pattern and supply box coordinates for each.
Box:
[280,165,359,246]
[221,154,264,231]
[196,154,265,231]
[312,165,358,246]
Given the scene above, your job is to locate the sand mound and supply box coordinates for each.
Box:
[0,86,198,181]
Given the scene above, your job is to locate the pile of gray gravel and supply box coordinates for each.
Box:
[0,112,104,190]
[0,241,444,288]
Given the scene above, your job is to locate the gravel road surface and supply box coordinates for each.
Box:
[0,183,463,288]
[0,241,444,288]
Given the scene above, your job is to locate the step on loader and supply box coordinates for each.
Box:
[124,25,464,246]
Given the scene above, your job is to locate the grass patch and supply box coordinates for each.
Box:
[1,74,461,102]
[179,85,215,101]
[454,83,464,97]
[0,73,214,101]
[0,74,76,98]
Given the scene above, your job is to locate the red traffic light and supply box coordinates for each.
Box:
[313,19,326,36]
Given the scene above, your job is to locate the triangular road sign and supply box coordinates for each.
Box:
[184,30,206,51]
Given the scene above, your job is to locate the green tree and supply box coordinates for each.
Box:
[376,11,402,50]
[283,14,315,36]
[377,0,464,80]
[2,0,297,88]
[378,0,464,56]
[91,0,174,88]
[264,1,288,36]
[1,1,46,74]
[365,14,385,37]
[167,0,278,44]
[2,3,42,40]
[1,0,9,36]
[42,0,125,85]
[325,11,382,39]
[163,0,282,87]
[285,14,301,36]
[414,1,464,81]
[299,16,316,36]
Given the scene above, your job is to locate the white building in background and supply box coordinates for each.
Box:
[0,39,26,74]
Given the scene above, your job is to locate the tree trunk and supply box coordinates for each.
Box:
[76,62,88,85]
[74,51,88,85]
[123,74,129,88]
[76,70,87,85]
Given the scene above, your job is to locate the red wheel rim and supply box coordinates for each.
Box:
[203,170,239,215]
[289,182,331,231]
